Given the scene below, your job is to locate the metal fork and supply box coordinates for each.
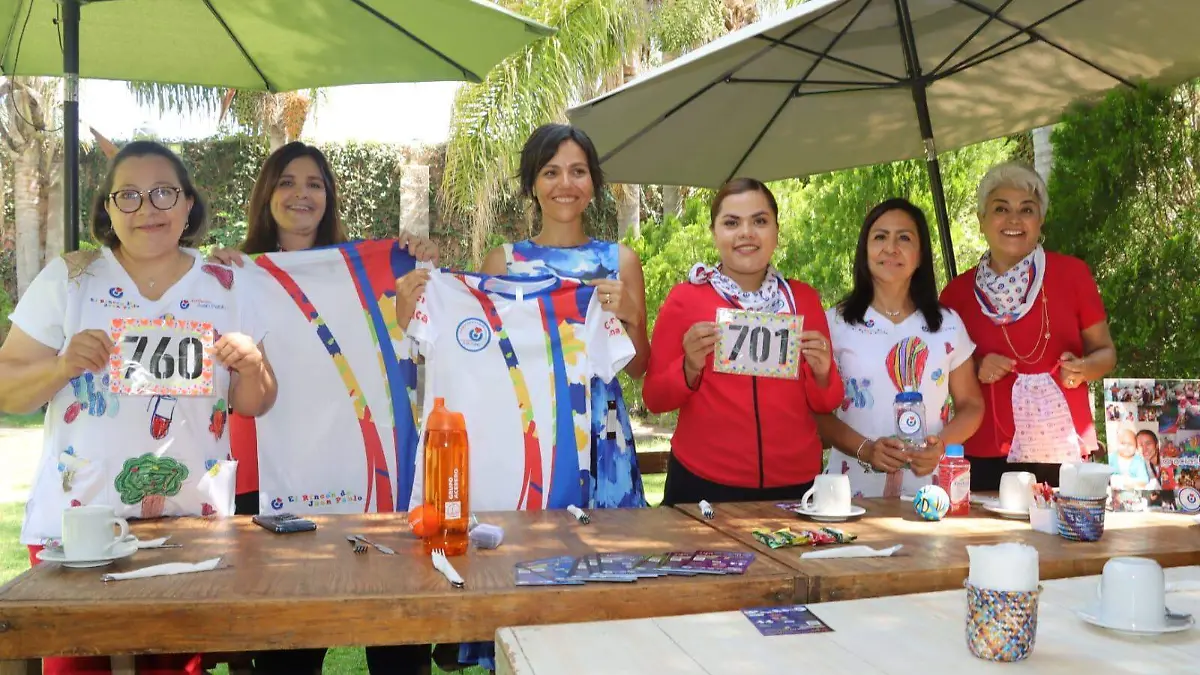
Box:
[432,548,465,588]
[345,535,367,554]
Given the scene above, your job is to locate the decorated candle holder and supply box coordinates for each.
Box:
[1055,495,1107,542]
[965,582,1042,662]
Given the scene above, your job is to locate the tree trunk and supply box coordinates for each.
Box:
[14,147,42,297]
[267,122,287,153]
[662,186,683,222]
[615,186,640,240]
[1032,125,1054,181]
[43,171,63,263]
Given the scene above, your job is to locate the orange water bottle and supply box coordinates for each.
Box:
[422,398,470,556]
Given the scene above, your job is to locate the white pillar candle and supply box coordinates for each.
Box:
[967,543,1039,592]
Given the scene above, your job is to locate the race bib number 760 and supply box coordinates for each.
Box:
[108,318,215,396]
[714,308,803,380]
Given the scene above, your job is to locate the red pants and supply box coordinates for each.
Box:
[27,546,204,675]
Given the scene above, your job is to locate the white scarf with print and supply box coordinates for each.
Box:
[688,263,794,314]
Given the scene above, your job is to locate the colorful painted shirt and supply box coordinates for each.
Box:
[407,270,635,512]
[504,239,646,508]
[823,306,975,499]
[244,241,420,515]
[10,248,259,545]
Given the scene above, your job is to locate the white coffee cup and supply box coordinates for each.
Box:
[1096,557,1167,630]
[62,505,132,560]
[998,471,1036,512]
[801,474,852,515]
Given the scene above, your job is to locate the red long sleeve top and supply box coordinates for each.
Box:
[643,280,844,489]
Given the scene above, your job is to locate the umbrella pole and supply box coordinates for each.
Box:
[895,0,957,280]
[62,0,80,253]
[923,145,958,280]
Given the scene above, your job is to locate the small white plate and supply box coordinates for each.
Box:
[1076,605,1195,635]
[983,503,1030,520]
[37,538,139,569]
[794,505,867,522]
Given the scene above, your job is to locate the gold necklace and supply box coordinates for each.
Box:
[1000,291,1051,364]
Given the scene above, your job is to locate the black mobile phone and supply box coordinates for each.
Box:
[252,513,317,534]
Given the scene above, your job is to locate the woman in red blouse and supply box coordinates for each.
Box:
[644,178,843,505]
[941,162,1116,491]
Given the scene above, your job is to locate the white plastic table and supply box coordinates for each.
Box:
[496,566,1200,674]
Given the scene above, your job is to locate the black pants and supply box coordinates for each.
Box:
[662,454,814,506]
[968,457,1061,492]
[234,493,433,675]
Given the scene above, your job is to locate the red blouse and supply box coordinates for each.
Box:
[643,280,844,488]
[940,251,1107,459]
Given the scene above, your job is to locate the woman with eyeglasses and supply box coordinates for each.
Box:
[0,141,276,675]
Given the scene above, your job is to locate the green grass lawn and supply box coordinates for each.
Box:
[0,412,44,429]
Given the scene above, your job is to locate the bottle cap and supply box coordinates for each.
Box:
[426,397,459,432]
[895,391,924,403]
[945,444,965,458]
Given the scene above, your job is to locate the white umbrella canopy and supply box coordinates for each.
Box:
[568,0,1200,276]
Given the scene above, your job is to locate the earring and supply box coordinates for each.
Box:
[1037,234,1046,246]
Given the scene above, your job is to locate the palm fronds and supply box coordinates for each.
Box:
[440,0,649,262]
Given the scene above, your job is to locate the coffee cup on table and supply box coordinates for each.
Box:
[801,474,852,515]
[1096,557,1168,630]
[62,505,132,560]
[998,471,1036,512]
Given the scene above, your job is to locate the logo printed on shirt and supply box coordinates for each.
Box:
[108,287,124,299]
[180,298,225,311]
[455,317,492,352]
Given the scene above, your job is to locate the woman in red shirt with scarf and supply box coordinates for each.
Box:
[644,178,843,505]
[941,161,1116,491]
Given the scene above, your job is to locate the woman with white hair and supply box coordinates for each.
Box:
[940,161,1116,491]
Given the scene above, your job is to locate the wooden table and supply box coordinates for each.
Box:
[496,565,1200,674]
[0,509,795,669]
[675,498,1200,602]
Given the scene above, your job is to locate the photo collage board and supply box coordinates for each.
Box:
[1103,378,1200,512]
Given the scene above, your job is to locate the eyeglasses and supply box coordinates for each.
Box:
[108,186,183,214]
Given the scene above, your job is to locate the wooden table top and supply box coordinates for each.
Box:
[496,566,1200,674]
[0,509,795,660]
[675,498,1200,602]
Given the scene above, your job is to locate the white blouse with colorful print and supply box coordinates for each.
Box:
[823,306,975,499]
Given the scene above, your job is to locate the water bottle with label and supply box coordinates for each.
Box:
[422,397,470,556]
[894,391,928,451]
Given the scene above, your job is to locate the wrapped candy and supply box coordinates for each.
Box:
[751,526,856,549]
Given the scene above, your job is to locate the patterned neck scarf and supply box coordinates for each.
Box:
[688,263,794,314]
[973,245,1046,325]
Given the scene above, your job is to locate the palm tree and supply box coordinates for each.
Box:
[0,77,64,296]
[439,0,649,261]
[127,84,314,152]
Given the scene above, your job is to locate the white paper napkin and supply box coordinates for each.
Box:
[101,557,221,582]
[135,537,170,549]
[800,545,903,559]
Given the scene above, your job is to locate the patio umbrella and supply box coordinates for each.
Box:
[567,0,1200,278]
[0,0,554,251]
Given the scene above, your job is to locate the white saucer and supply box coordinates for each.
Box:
[983,503,1030,520]
[794,505,867,522]
[1076,605,1195,635]
[37,538,139,568]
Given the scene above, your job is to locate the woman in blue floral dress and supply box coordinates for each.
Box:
[481,123,649,510]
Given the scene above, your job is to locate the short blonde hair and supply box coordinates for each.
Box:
[976,161,1048,219]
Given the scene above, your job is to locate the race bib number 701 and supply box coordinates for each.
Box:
[108,318,215,396]
[714,308,803,380]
